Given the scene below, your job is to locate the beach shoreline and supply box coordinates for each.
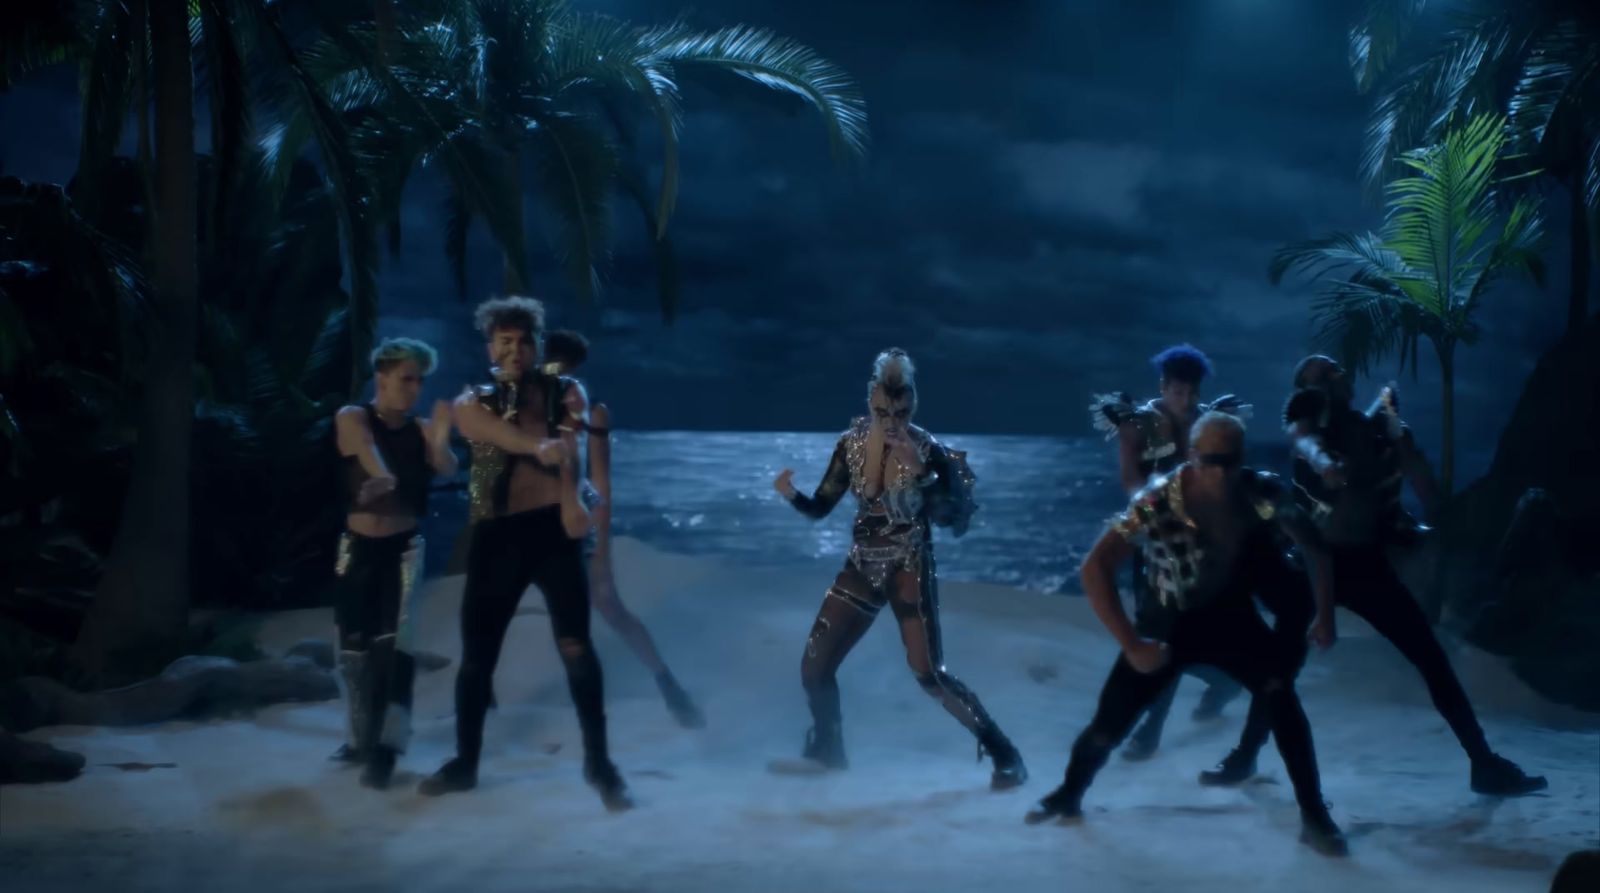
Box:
[4,537,1595,893]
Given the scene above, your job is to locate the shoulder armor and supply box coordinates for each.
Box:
[1205,394,1254,421]
[1282,388,1329,432]
[1088,391,1137,438]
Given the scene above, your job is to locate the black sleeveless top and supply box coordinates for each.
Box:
[342,405,430,518]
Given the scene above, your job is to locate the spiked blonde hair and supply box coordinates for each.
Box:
[868,348,917,413]
[370,337,438,376]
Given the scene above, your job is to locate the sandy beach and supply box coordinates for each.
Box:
[2,537,1595,892]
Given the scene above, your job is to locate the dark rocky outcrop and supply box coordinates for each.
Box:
[0,728,86,784]
[0,651,338,735]
[1434,319,1600,712]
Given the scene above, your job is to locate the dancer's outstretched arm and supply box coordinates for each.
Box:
[774,437,851,520]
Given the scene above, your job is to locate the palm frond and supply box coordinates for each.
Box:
[548,13,683,235]
[198,0,252,240]
[1350,0,1432,94]
[75,1,135,197]
[527,111,618,304]
[1360,19,1511,189]
[0,1,83,89]
[241,0,379,396]
[1587,129,1600,212]
[1469,192,1546,308]
[298,305,351,401]
[197,303,249,401]
[1386,114,1506,320]
[1307,279,1424,377]
[615,159,680,322]
[1269,231,1413,288]
[1505,20,1594,150]
[648,25,869,162]
[438,127,531,292]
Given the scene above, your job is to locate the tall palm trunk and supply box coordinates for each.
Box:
[73,0,198,681]
[1436,339,1456,498]
[1570,176,1593,336]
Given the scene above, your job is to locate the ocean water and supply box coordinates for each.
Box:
[421,431,1296,594]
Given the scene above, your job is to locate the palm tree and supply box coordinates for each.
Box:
[1270,115,1544,496]
[1351,0,1599,336]
[286,0,868,320]
[71,0,200,680]
[63,0,381,393]
[7,0,378,679]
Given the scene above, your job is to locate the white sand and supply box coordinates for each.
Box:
[2,538,1596,892]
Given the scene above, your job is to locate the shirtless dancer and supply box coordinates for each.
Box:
[419,297,630,811]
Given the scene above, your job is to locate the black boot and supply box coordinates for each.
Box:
[328,743,366,765]
[584,757,635,813]
[359,746,397,790]
[1470,753,1547,796]
[802,724,848,770]
[1198,747,1257,787]
[1299,803,1350,857]
[656,672,706,730]
[1024,786,1083,825]
[1120,730,1159,762]
[418,756,477,797]
[976,726,1028,791]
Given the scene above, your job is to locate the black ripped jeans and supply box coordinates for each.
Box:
[451,505,611,770]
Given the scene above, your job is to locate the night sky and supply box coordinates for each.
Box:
[0,0,1576,480]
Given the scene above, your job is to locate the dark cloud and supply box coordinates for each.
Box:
[0,0,1566,479]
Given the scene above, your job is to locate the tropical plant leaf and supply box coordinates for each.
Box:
[0,1,82,89]
[197,0,252,239]
[549,13,684,233]
[527,111,618,303]
[240,0,379,396]
[650,24,869,163]
[1361,19,1512,189]
[1350,0,1432,94]
[75,0,135,202]
[615,159,680,323]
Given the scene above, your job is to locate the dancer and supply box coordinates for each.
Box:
[1195,356,1546,795]
[418,296,631,811]
[1088,344,1246,760]
[772,349,1027,789]
[329,337,456,789]
[542,329,706,729]
[1026,412,1348,856]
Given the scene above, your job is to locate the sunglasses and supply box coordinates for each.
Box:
[1197,451,1243,469]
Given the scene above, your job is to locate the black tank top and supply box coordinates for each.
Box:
[342,405,430,518]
